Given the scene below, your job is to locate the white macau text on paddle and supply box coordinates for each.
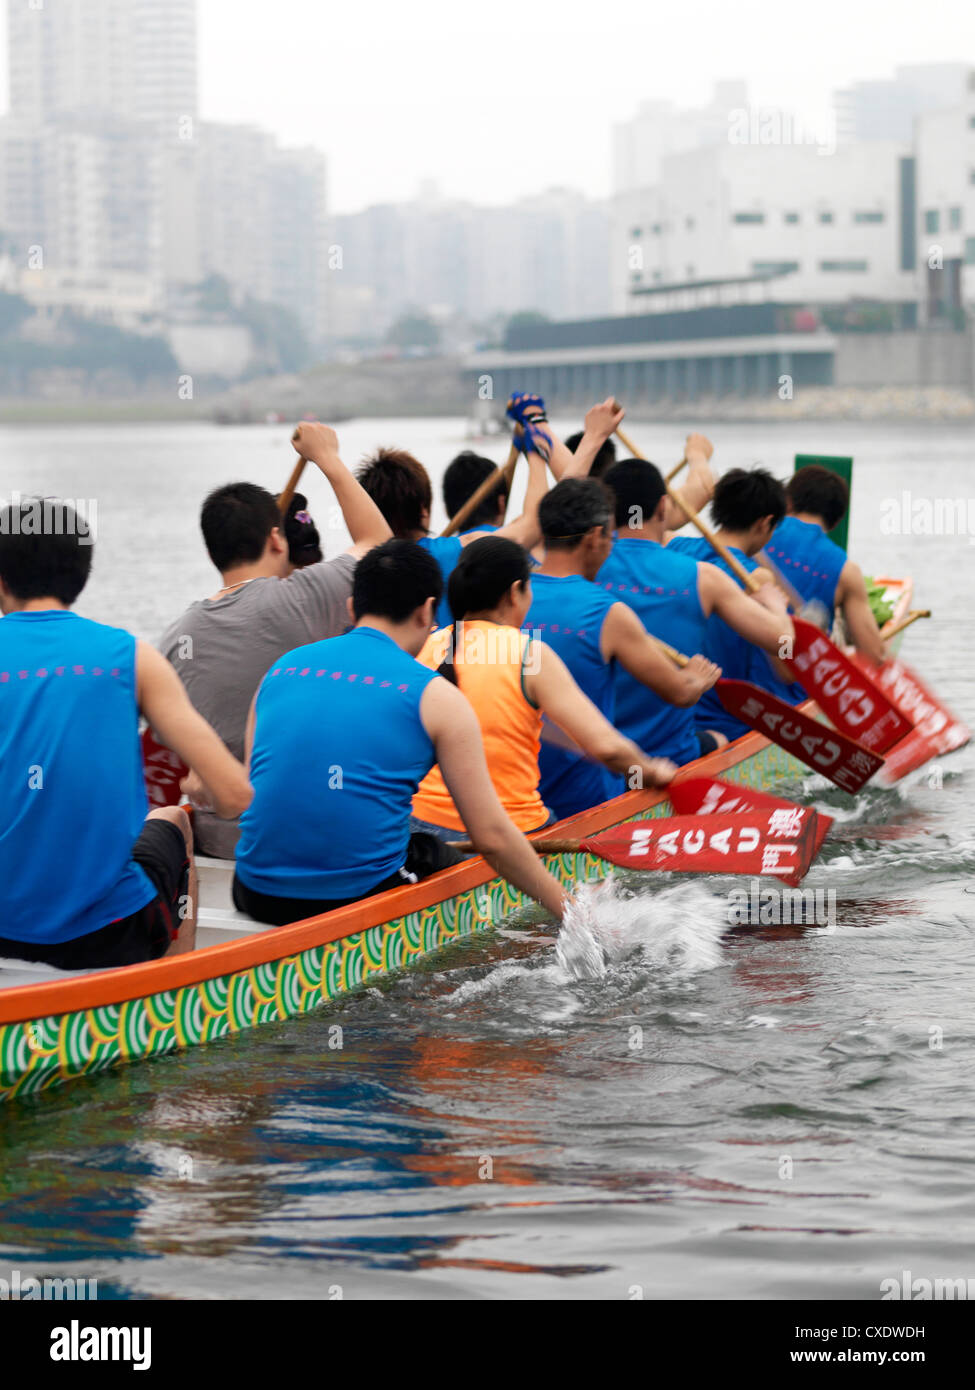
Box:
[50,1320,151,1372]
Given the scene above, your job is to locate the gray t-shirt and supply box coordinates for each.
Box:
[158,552,357,857]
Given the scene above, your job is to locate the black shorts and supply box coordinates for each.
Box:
[232,831,466,927]
[0,819,190,971]
[695,729,721,758]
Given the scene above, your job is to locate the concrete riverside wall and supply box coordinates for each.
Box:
[834,330,972,389]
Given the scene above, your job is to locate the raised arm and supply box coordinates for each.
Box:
[291,421,392,558]
[837,559,887,664]
[494,445,549,551]
[557,399,626,480]
[602,601,721,706]
[137,643,252,820]
[419,678,568,921]
[700,564,794,656]
[663,433,717,535]
[526,642,676,787]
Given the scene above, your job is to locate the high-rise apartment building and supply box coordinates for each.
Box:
[7,0,197,132]
[0,0,327,343]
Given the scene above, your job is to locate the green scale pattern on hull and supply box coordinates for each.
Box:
[0,738,806,1103]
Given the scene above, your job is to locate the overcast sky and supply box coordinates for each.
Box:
[1,0,973,212]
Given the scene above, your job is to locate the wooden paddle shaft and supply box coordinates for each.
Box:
[441,440,520,537]
[615,424,760,593]
[278,454,308,517]
[651,636,689,669]
[883,608,931,641]
[449,838,585,855]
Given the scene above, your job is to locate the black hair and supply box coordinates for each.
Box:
[602,458,667,530]
[356,448,432,537]
[438,536,532,686]
[711,468,787,532]
[201,483,280,573]
[0,499,92,604]
[351,538,442,622]
[442,451,506,528]
[786,466,849,531]
[564,430,617,479]
[283,492,323,567]
[538,478,613,552]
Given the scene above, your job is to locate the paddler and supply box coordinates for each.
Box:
[442,451,508,533]
[159,422,391,858]
[355,396,624,626]
[0,499,251,970]
[667,467,806,744]
[232,540,571,926]
[410,535,678,840]
[761,465,887,663]
[599,458,794,764]
[522,479,720,820]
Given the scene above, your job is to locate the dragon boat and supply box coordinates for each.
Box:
[0,578,936,1104]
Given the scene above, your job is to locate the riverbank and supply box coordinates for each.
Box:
[1,362,972,425]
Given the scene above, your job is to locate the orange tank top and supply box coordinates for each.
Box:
[412,620,548,833]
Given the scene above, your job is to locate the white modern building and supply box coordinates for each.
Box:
[835,64,970,145]
[914,88,975,321]
[611,138,918,316]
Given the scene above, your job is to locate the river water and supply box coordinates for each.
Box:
[0,416,973,1300]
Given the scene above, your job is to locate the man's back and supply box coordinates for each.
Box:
[597,537,706,764]
[667,535,803,739]
[235,625,438,901]
[159,553,355,853]
[0,610,154,944]
[764,515,846,621]
[524,573,624,816]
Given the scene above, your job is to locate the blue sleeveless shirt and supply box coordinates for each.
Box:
[667,536,805,740]
[763,515,845,620]
[523,574,625,819]
[597,537,706,765]
[235,625,438,899]
[417,535,464,628]
[0,611,155,944]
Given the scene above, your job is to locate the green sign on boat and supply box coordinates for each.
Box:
[794,454,853,553]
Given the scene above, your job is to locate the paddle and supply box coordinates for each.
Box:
[648,636,886,793]
[848,647,970,761]
[882,608,931,642]
[278,446,309,517]
[614,424,913,755]
[441,439,521,537]
[669,774,833,862]
[454,808,824,887]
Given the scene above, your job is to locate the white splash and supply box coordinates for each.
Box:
[555,876,727,982]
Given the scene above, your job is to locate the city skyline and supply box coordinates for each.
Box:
[0,0,973,213]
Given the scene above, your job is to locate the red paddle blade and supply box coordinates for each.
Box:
[669,775,832,860]
[141,727,188,808]
[873,728,941,786]
[783,619,913,753]
[716,679,884,794]
[848,653,971,757]
[580,809,822,887]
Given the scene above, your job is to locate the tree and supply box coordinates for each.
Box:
[386,311,440,351]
